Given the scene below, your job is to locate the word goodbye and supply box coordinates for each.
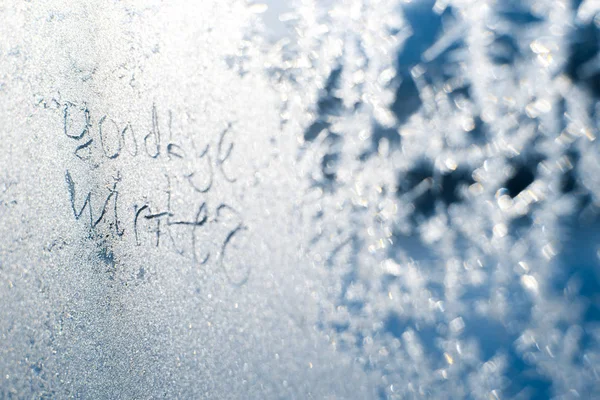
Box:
[61,101,236,180]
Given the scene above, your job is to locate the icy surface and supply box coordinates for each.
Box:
[1,0,599,398]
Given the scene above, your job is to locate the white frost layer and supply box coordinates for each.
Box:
[1,0,600,399]
[0,1,373,398]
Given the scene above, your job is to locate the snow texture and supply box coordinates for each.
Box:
[0,0,599,398]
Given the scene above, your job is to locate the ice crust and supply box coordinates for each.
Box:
[0,0,599,398]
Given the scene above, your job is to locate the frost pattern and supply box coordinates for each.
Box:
[263,0,600,398]
[0,0,599,398]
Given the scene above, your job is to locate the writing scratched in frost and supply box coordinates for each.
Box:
[45,98,251,285]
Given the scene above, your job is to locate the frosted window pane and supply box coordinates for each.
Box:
[1,0,599,398]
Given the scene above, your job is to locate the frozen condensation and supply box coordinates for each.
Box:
[1,0,599,398]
